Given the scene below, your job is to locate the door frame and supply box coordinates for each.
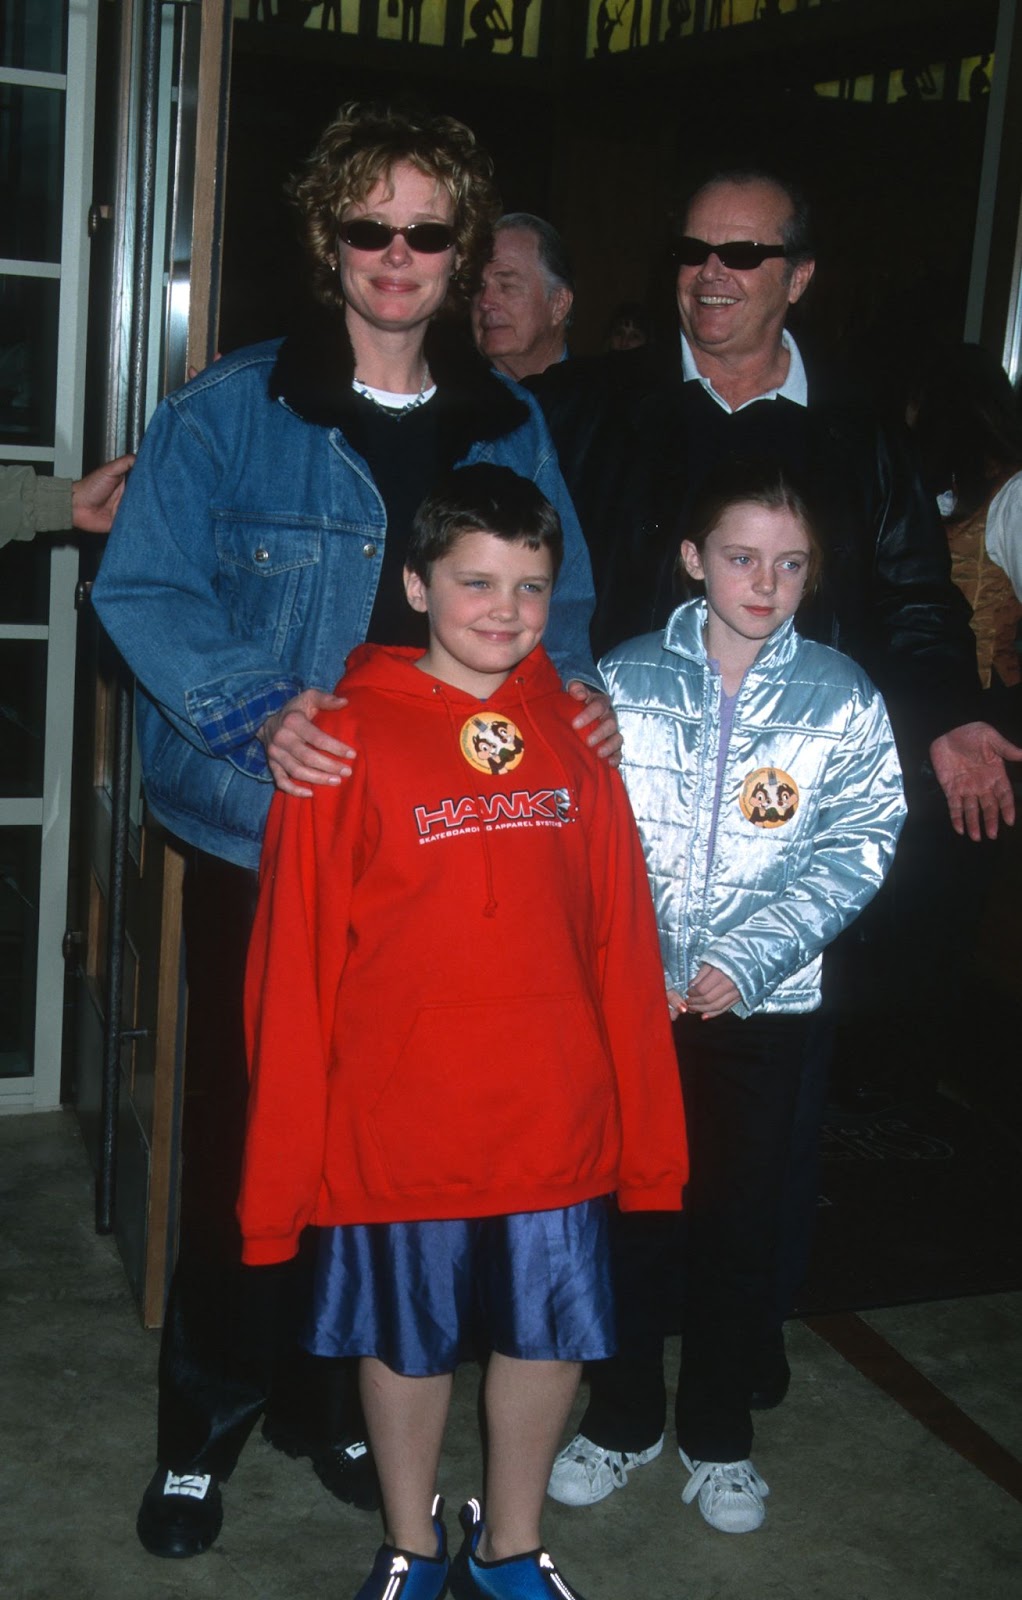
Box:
[0,2,98,1112]
[75,0,232,1324]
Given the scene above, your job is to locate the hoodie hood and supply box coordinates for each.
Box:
[339,640,565,704]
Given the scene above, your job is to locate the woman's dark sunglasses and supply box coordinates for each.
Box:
[337,219,456,254]
[674,236,788,270]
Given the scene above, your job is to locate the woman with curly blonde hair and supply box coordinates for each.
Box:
[95,100,611,1569]
[290,100,497,317]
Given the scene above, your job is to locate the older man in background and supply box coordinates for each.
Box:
[472,212,575,380]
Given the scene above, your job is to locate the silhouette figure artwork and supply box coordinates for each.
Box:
[663,0,691,40]
[969,55,991,102]
[509,0,533,55]
[465,0,512,51]
[900,63,937,101]
[594,0,628,56]
[401,0,424,42]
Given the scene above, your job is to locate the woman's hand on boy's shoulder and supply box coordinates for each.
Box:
[258,687,356,797]
[566,681,623,766]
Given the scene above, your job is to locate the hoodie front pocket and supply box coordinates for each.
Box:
[364,993,614,1202]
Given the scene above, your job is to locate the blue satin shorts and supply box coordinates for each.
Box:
[304,1200,616,1376]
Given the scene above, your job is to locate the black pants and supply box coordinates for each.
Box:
[768,1011,835,1326]
[580,1009,810,1464]
[155,849,359,1477]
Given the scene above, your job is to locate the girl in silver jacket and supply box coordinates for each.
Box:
[549,458,906,1536]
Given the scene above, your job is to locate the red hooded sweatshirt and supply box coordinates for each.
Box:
[238,643,687,1266]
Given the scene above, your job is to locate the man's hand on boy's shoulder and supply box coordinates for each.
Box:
[258,687,356,797]
[567,682,622,766]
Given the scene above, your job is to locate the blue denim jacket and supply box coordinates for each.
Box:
[92,337,598,868]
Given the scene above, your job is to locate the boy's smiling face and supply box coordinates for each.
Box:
[404,529,553,698]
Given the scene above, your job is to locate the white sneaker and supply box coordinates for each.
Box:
[679,1448,769,1533]
[547,1432,664,1506]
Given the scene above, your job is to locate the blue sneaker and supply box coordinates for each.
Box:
[448,1499,588,1600]
[353,1494,450,1600]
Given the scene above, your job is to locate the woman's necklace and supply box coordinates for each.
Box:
[351,365,434,420]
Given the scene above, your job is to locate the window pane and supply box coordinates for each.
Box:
[0,2,67,74]
[0,276,60,447]
[0,83,65,261]
[0,638,47,797]
[0,827,40,1080]
[0,523,51,624]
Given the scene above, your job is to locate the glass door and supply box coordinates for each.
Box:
[0,1,98,1111]
[73,0,232,1322]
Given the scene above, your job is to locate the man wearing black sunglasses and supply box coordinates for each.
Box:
[535,168,1020,1524]
[672,182,814,412]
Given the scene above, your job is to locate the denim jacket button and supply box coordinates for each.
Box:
[254,546,270,563]
[363,542,377,558]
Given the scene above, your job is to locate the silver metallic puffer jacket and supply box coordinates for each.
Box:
[600,600,907,1016]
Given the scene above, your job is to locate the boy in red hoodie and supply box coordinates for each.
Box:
[239,464,687,1600]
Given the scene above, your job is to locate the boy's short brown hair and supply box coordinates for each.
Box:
[407,464,564,582]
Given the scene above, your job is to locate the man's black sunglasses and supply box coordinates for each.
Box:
[673,237,788,271]
[337,219,456,254]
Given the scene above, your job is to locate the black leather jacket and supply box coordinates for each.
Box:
[529,341,981,777]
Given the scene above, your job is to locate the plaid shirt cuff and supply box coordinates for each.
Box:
[191,679,302,773]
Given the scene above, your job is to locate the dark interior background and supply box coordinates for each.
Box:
[219,12,994,422]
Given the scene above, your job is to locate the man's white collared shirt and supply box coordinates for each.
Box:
[681,330,808,414]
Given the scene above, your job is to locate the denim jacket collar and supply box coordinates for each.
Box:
[268,307,529,455]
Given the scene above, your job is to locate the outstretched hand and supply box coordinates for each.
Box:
[929,721,1022,841]
[566,681,623,765]
[71,454,135,533]
[258,688,356,796]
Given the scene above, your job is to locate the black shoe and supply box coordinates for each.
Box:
[311,1435,381,1511]
[136,1465,223,1558]
[262,1416,381,1511]
[749,1330,791,1411]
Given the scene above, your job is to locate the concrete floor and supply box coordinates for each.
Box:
[2,1109,1021,1600]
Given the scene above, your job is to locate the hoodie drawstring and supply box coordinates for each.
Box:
[436,684,500,917]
